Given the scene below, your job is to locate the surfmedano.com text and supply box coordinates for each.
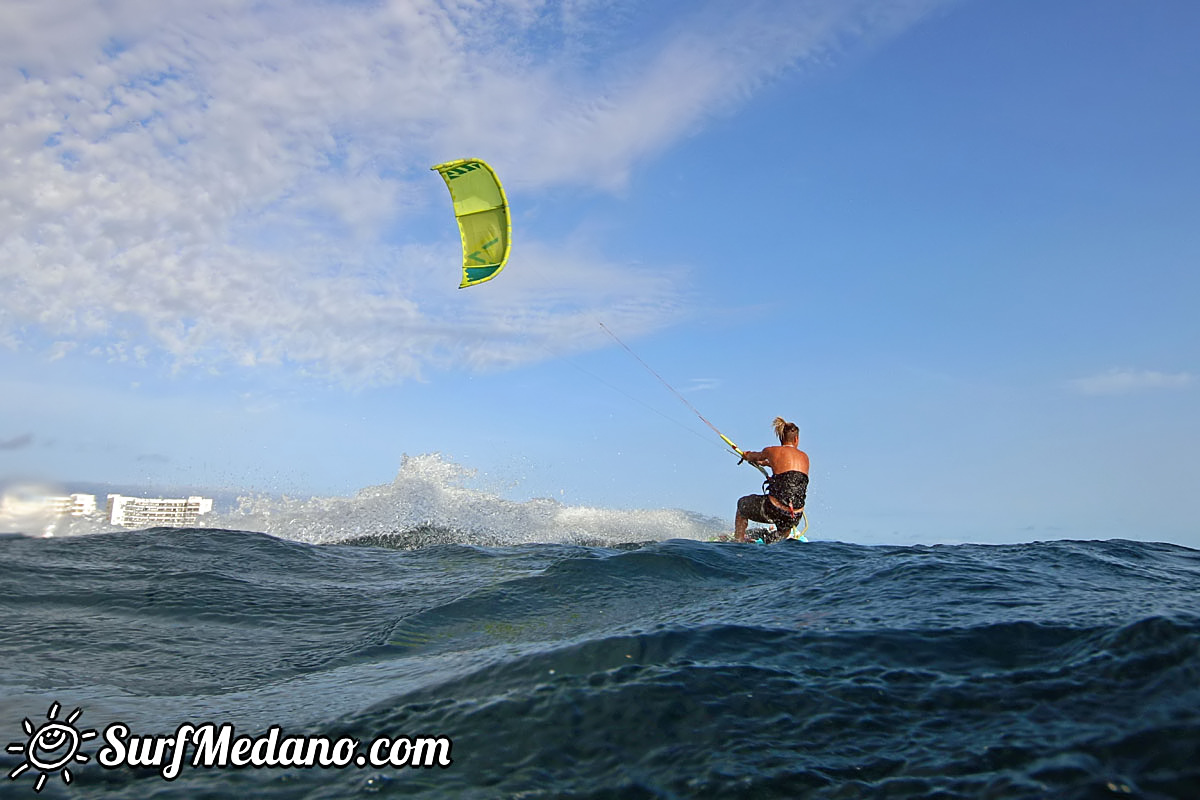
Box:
[98,722,453,779]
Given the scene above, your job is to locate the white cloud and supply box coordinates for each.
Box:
[1070,368,1196,396]
[0,0,943,385]
[683,378,721,393]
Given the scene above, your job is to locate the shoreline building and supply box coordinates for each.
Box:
[106,494,214,528]
[40,494,98,517]
[0,493,97,528]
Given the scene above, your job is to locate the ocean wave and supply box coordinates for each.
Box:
[2,526,1198,798]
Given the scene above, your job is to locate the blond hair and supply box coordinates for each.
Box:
[773,417,800,444]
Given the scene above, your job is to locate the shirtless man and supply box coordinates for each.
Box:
[734,417,810,543]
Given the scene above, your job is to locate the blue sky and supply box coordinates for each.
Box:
[1,0,1197,547]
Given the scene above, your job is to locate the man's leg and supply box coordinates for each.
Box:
[734,511,749,542]
[734,495,762,542]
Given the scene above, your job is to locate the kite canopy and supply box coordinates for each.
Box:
[431,158,512,288]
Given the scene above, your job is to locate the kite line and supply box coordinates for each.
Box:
[596,321,768,478]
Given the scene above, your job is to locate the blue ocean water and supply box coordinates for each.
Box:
[2,460,1199,798]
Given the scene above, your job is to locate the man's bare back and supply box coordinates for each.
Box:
[741,444,809,478]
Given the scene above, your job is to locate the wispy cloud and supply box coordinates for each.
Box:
[683,378,722,393]
[1069,368,1196,396]
[0,434,35,451]
[0,0,943,385]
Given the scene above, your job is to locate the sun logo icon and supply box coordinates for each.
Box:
[6,702,97,792]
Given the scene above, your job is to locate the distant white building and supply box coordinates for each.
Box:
[106,494,214,528]
[0,492,100,537]
[37,494,98,517]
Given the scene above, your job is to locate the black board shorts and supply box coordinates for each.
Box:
[737,494,802,532]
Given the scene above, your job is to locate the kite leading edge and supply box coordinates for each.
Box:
[431,158,512,288]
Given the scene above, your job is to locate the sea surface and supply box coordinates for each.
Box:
[2,458,1199,799]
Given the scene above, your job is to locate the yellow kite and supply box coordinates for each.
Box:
[431,158,512,288]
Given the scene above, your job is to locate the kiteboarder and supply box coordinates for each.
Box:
[734,418,809,543]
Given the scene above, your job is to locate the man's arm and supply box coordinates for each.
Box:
[740,449,768,466]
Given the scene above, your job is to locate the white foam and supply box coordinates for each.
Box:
[207,453,725,547]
